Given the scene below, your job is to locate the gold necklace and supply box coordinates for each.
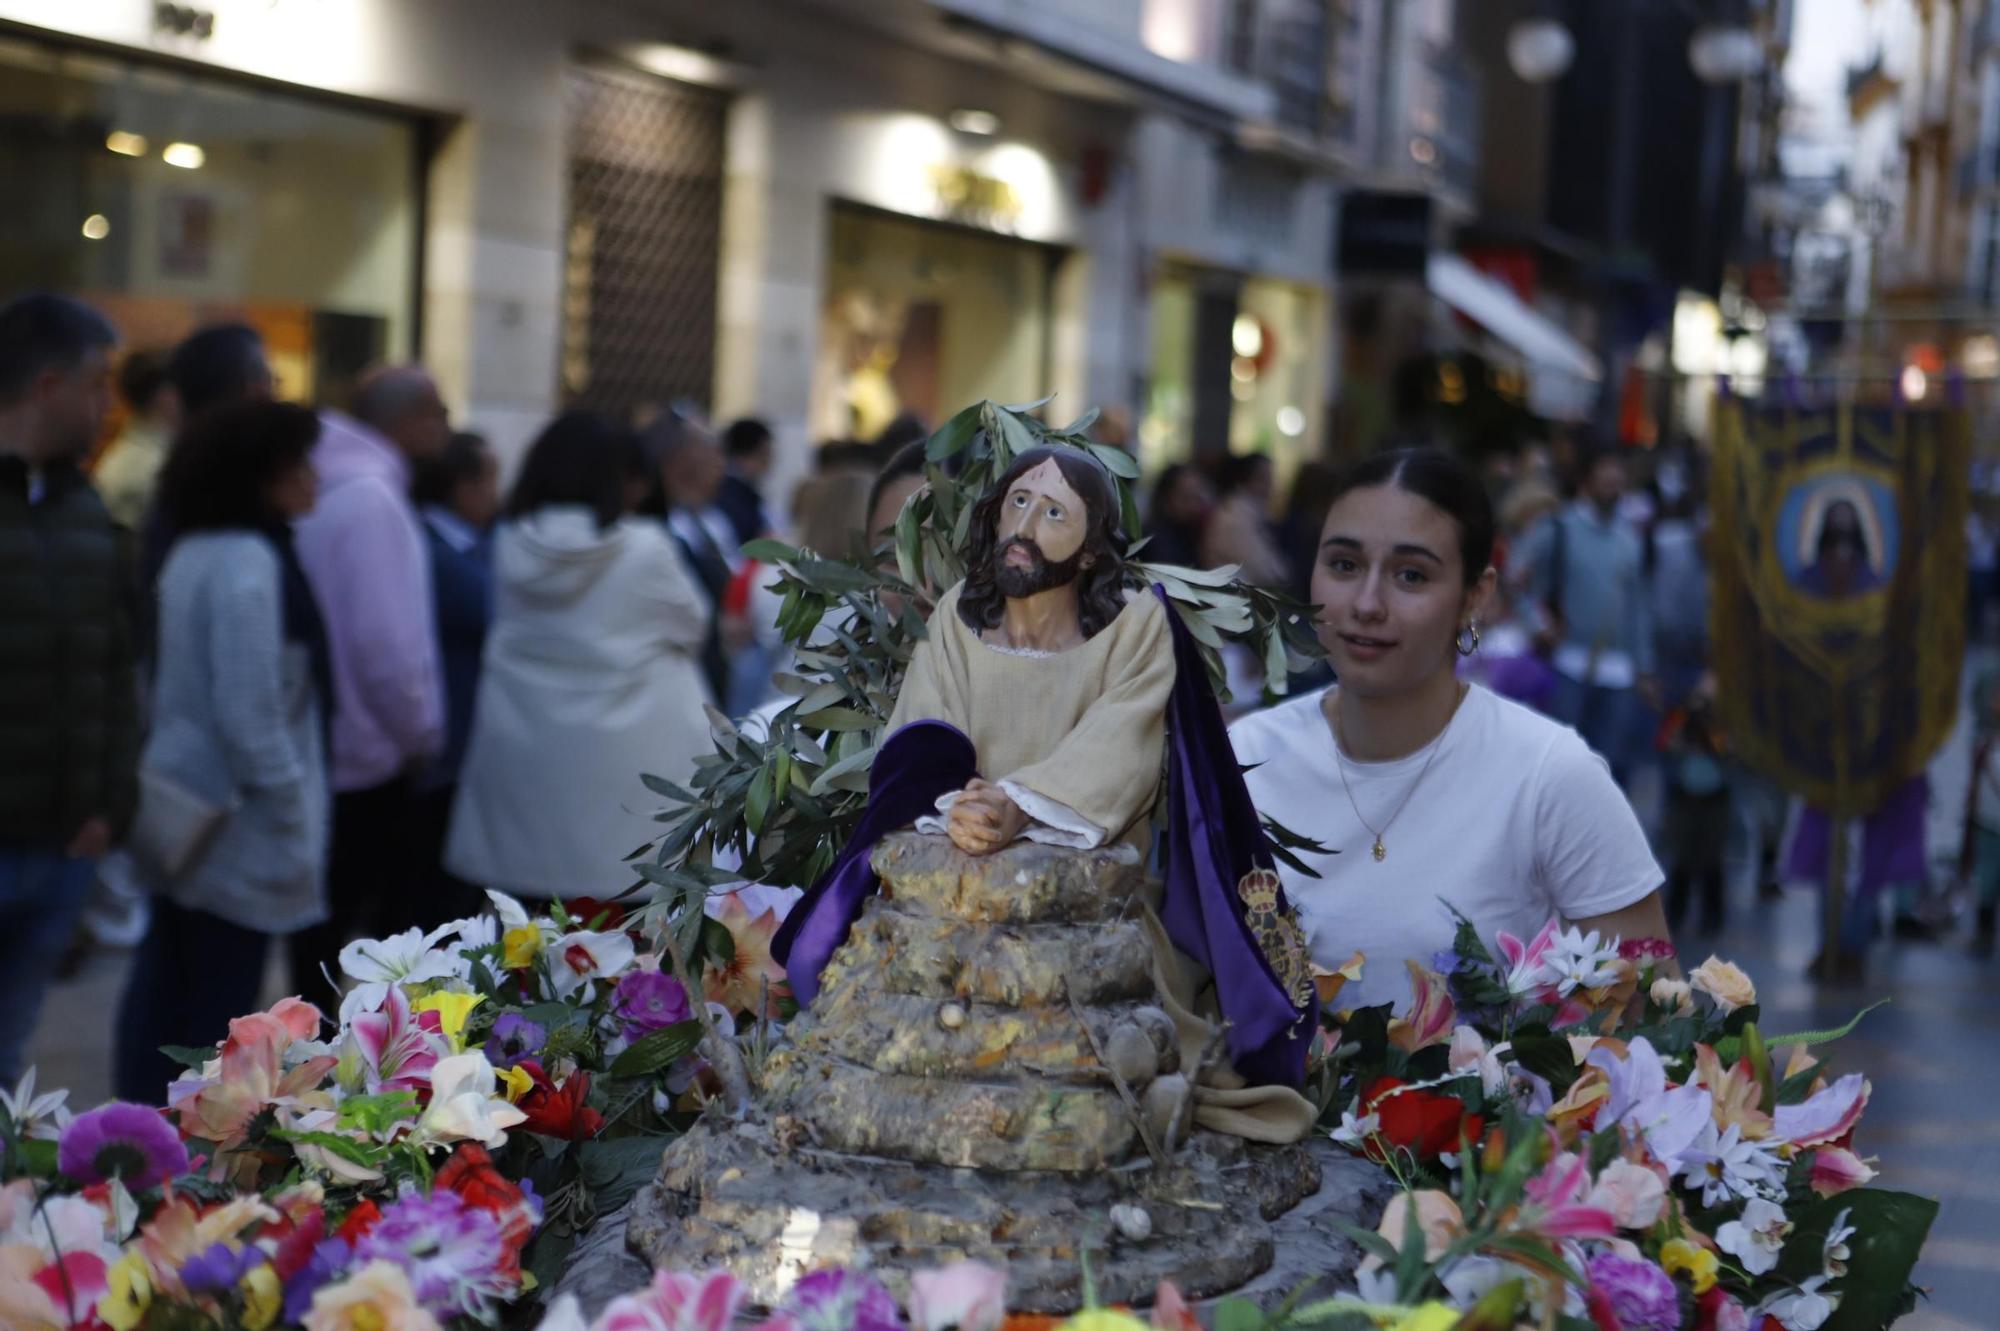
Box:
[1326,684,1468,861]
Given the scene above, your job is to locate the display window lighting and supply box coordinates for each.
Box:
[947,108,1000,136]
[162,141,205,169]
[81,214,111,241]
[105,130,148,157]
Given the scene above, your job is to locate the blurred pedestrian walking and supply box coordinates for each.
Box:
[646,410,739,705]
[1141,463,1211,569]
[410,431,499,924]
[92,349,179,532]
[115,401,329,1101]
[717,416,776,546]
[447,412,713,898]
[0,292,135,1085]
[288,366,448,992]
[1200,452,1289,588]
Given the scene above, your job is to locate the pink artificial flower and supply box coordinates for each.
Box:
[1519,1142,1619,1240]
[1151,1281,1201,1331]
[1585,1157,1667,1229]
[1388,961,1456,1053]
[1496,919,1561,999]
[348,986,447,1095]
[1774,1073,1870,1149]
[168,1002,337,1150]
[908,1261,1007,1331]
[31,1250,108,1327]
[1807,1145,1878,1196]
[597,1270,747,1331]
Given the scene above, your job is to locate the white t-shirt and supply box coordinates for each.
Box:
[1229,684,1662,1012]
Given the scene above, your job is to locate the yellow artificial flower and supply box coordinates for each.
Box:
[1387,1303,1458,1331]
[502,927,544,970]
[411,991,485,1051]
[495,1063,535,1104]
[241,1262,283,1331]
[1058,1311,1149,1331]
[1661,1238,1718,1295]
[99,1251,153,1331]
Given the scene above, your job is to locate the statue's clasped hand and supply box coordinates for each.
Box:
[946,778,1028,856]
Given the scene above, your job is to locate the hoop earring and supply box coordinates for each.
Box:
[1456,620,1481,657]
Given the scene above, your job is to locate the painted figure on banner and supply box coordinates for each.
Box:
[1711,400,1967,817]
[770,444,1319,1130]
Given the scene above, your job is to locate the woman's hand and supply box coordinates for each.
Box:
[946,778,1028,856]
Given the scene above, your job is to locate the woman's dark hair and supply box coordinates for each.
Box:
[1216,451,1273,497]
[157,400,319,532]
[1149,463,1194,513]
[723,416,773,460]
[413,430,491,508]
[1327,447,1495,587]
[958,446,1129,640]
[168,324,267,417]
[506,411,632,530]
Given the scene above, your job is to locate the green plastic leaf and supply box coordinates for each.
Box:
[797,706,877,732]
[740,538,800,564]
[1212,1297,1267,1331]
[578,1134,675,1212]
[926,403,983,462]
[607,1021,704,1079]
[159,1044,217,1069]
[336,1092,422,1135]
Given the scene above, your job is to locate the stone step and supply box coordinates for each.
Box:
[819,901,1156,1008]
[763,1052,1141,1171]
[791,985,1181,1082]
[871,833,1144,925]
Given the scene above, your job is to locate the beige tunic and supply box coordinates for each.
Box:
[887,581,1316,1144]
[888,583,1173,847]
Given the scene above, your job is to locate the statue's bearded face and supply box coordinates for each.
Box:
[993,459,1089,598]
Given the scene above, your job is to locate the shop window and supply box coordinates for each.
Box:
[0,36,420,405]
[813,204,1058,444]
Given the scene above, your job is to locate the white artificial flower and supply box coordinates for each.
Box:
[1543,926,1623,996]
[486,889,532,931]
[1821,1208,1855,1279]
[418,1052,527,1148]
[0,1067,71,1140]
[447,912,500,954]
[1715,1197,1791,1275]
[1757,1277,1839,1331]
[337,924,465,1023]
[1330,1108,1381,1148]
[545,929,638,1000]
[1349,1266,1400,1304]
[1679,1120,1788,1208]
[1437,1254,1512,1308]
[530,1294,591,1331]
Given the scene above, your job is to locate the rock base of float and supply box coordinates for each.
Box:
[623,1118,1373,1313]
[616,833,1389,1314]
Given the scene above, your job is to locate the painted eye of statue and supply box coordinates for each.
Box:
[1046,504,1064,521]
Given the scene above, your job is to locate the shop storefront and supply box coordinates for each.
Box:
[0,30,423,405]
[813,204,1060,443]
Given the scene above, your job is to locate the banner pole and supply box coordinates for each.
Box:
[1821,813,1850,984]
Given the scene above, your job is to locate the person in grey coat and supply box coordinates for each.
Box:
[114,400,330,1103]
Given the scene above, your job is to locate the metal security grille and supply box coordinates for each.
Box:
[562,62,724,423]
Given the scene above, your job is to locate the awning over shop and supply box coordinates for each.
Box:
[1425,252,1601,422]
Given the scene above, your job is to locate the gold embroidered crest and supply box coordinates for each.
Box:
[1236,867,1314,1009]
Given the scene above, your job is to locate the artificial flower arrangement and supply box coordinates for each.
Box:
[1298,914,1934,1331]
[0,880,1932,1331]
[0,885,788,1331]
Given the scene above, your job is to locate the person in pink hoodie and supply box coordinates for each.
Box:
[288,366,449,992]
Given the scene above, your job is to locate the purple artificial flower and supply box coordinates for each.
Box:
[1430,948,1463,975]
[613,970,692,1041]
[283,1238,354,1324]
[57,1101,189,1190]
[356,1185,512,1318]
[784,1268,906,1331]
[180,1241,265,1295]
[486,1013,548,1070]
[1585,1252,1681,1331]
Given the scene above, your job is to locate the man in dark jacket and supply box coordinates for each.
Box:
[0,292,136,1083]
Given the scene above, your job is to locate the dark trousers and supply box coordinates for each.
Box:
[409,783,483,930]
[287,779,417,1001]
[1666,787,1731,934]
[115,899,269,1104]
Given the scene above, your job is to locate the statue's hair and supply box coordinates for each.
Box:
[957,445,1128,640]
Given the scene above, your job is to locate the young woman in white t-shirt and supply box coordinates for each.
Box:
[1229,448,1672,1012]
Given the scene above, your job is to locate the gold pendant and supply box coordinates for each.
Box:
[1372,840,1386,861]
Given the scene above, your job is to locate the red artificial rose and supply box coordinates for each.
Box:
[270,1207,327,1281]
[1361,1076,1484,1162]
[518,1067,605,1142]
[334,1199,382,1244]
[437,1143,538,1252]
[561,896,627,931]
[1585,1284,1622,1331]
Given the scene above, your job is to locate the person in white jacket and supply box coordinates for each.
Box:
[447,412,714,899]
